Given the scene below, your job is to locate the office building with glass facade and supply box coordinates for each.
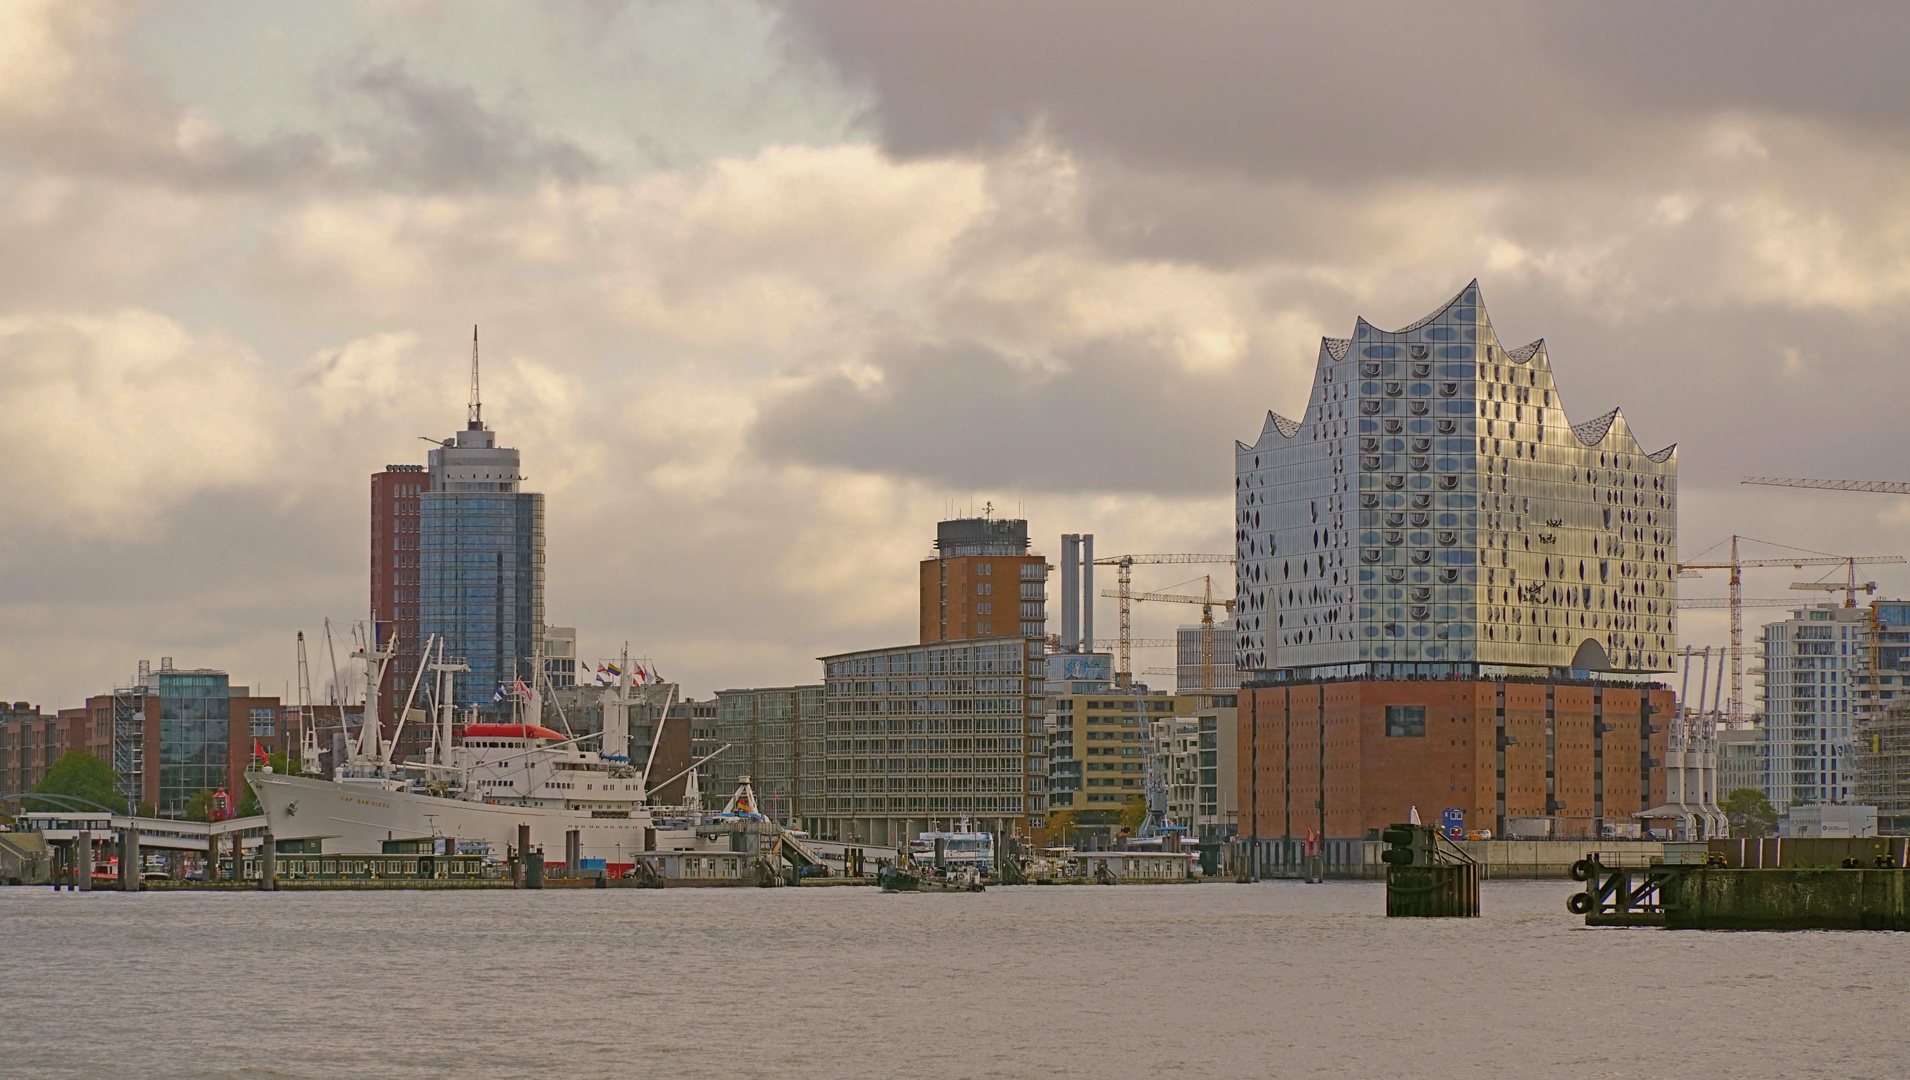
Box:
[418,417,545,721]
[1235,281,1678,681]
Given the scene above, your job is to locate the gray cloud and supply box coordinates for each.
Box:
[339,60,599,190]
[751,338,1281,495]
[786,1,1910,182]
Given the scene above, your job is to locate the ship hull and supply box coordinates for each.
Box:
[247,772,668,864]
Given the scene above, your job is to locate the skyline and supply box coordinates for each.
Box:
[6,3,1910,708]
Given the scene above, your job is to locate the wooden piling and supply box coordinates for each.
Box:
[1385,863,1480,917]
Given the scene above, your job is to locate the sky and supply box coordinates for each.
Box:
[4,1,1910,710]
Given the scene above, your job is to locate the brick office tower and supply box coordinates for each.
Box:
[1232,282,1679,864]
[371,464,426,755]
[921,515,1048,643]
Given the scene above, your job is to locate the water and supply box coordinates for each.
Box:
[3,881,1905,1079]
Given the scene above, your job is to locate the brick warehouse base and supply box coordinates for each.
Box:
[1236,678,1673,852]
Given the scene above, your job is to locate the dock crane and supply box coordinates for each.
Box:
[1679,536,1905,723]
[1090,554,1235,687]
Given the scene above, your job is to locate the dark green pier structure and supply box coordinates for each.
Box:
[1571,838,1910,930]
[1382,824,1480,918]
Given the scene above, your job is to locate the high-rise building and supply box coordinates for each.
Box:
[921,516,1048,643]
[1759,603,1865,810]
[371,463,426,742]
[415,331,546,722]
[1235,280,1678,680]
[1176,623,1238,692]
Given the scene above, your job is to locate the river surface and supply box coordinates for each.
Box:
[3,880,1905,1079]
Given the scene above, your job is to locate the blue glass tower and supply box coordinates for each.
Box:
[418,333,545,720]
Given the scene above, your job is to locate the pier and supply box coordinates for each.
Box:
[1572,838,1910,930]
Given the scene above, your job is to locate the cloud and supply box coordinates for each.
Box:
[337,60,599,190]
[787,2,1910,186]
[4,1,1910,714]
[0,310,279,533]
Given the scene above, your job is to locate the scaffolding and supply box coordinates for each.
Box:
[111,684,145,811]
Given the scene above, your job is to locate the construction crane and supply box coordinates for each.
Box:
[1679,536,1905,724]
[1743,477,1910,495]
[1091,554,1234,687]
[1675,598,1799,609]
[1788,556,1880,608]
[1101,575,1236,691]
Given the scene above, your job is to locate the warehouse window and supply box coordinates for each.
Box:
[1385,706,1426,738]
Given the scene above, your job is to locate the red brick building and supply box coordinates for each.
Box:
[372,464,427,757]
[919,517,1047,643]
[1236,678,1672,864]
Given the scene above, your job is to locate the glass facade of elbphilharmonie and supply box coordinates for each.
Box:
[1235,281,1678,682]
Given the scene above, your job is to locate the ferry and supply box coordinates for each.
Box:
[908,820,995,874]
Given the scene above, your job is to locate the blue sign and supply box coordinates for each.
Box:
[1441,807,1465,841]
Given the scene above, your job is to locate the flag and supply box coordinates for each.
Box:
[515,679,532,702]
[493,685,507,703]
[635,666,647,682]
[253,739,267,762]
[604,662,623,677]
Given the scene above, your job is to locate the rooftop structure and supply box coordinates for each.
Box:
[1235,281,1678,682]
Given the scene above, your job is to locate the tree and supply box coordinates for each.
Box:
[1117,795,1149,832]
[26,752,126,814]
[183,788,222,823]
[236,752,298,817]
[1722,788,1778,838]
[1044,808,1076,845]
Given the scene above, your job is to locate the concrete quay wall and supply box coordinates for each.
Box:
[1339,839,1664,880]
[1665,868,1910,931]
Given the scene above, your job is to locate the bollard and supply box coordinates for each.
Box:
[259,832,277,892]
[121,827,142,893]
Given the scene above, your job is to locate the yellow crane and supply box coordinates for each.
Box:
[1091,553,1234,687]
[1100,575,1236,690]
[1679,535,1905,723]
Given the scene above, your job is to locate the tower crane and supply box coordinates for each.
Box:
[1743,477,1910,495]
[1090,554,1234,687]
[1679,536,1905,723]
[1100,576,1236,691]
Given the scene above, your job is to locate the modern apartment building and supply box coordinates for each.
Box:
[1758,603,1865,810]
[1234,280,1678,680]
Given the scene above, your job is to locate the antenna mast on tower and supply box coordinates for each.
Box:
[467,325,483,430]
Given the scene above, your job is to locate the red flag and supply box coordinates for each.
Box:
[253,739,266,761]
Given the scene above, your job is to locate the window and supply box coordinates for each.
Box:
[1385,705,1426,738]
[249,708,278,738]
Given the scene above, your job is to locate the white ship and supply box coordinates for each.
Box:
[247,633,730,872]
